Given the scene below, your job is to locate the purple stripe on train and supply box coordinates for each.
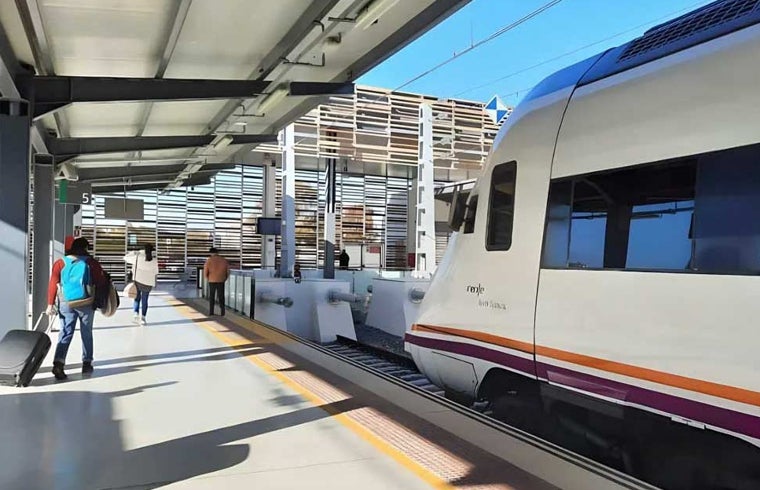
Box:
[405,333,760,440]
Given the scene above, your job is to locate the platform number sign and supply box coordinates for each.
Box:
[485,95,509,125]
[57,180,92,205]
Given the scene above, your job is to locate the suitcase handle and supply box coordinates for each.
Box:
[33,313,53,333]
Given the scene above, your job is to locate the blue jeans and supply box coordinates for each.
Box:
[54,303,94,364]
[133,289,150,317]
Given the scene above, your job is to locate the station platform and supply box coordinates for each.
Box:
[0,291,554,490]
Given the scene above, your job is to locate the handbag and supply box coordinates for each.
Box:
[123,281,138,300]
[100,280,120,317]
[123,253,139,299]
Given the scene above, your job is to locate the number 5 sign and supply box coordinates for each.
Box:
[57,181,93,205]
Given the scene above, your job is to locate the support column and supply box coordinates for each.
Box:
[414,104,437,276]
[53,202,66,260]
[72,205,82,231]
[32,161,54,324]
[262,154,277,270]
[279,124,296,278]
[0,99,31,336]
[323,150,337,279]
[54,202,78,260]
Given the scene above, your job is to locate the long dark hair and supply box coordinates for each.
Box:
[144,243,154,262]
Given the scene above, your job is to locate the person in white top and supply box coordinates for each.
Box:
[124,244,159,325]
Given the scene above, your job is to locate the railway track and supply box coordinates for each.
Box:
[324,336,445,397]
[191,301,654,490]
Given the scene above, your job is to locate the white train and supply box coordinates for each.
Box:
[407,1,760,486]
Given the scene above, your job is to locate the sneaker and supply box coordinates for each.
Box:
[52,362,67,381]
[82,362,94,374]
[140,317,147,326]
[133,313,140,324]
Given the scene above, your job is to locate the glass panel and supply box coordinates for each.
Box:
[487,162,516,250]
[694,146,760,273]
[626,202,693,270]
[463,195,478,234]
[542,180,572,267]
[569,212,606,269]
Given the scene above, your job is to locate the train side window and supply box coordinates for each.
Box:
[486,162,517,251]
[542,141,760,274]
[543,161,696,270]
[463,194,478,234]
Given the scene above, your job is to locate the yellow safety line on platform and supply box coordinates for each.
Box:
[168,299,454,490]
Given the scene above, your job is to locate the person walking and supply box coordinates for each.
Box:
[204,247,230,316]
[46,237,107,380]
[124,243,159,326]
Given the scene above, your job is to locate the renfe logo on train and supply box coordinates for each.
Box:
[466,284,485,295]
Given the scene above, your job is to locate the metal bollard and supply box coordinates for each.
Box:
[258,291,294,308]
[408,288,426,303]
[327,289,366,305]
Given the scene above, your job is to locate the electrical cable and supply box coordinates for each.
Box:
[390,0,565,93]
[453,0,714,98]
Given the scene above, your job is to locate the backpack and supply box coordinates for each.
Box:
[60,256,94,307]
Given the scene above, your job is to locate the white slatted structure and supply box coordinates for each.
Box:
[80,85,503,275]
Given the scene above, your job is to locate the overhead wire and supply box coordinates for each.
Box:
[389,0,565,93]
[453,0,715,99]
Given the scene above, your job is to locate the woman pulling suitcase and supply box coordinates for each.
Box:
[46,237,107,381]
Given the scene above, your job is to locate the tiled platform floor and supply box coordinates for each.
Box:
[0,291,554,490]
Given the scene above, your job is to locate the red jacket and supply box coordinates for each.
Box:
[48,256,107,305]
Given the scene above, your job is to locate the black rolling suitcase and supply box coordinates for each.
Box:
[0,314,52,387]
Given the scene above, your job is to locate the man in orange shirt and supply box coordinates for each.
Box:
[204,247,230,316]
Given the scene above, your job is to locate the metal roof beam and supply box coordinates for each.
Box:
[18,76,273,119]
[204,0,341,135]
[0,12,49,153]
[133,0,193,143]
[15,0,72,136]
[74,157,205,168]
[81,170,184,184]
[81,166,229,184]
[289,81,354,96]
[50,133,279,159]
[17,75,356,119]
[93,175,211,193]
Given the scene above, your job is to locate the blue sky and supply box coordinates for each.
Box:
[359,0,716,106]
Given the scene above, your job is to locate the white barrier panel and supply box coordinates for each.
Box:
[254,278,357,343]
[290,279,357,343]
[365,277,431,338]
[252,278,291,331]
[284,279,315,339]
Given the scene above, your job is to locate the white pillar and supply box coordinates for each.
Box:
[414,103,436,276]
[262,155,277,270]
[323,154,337,279]
[279,124,296,278]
